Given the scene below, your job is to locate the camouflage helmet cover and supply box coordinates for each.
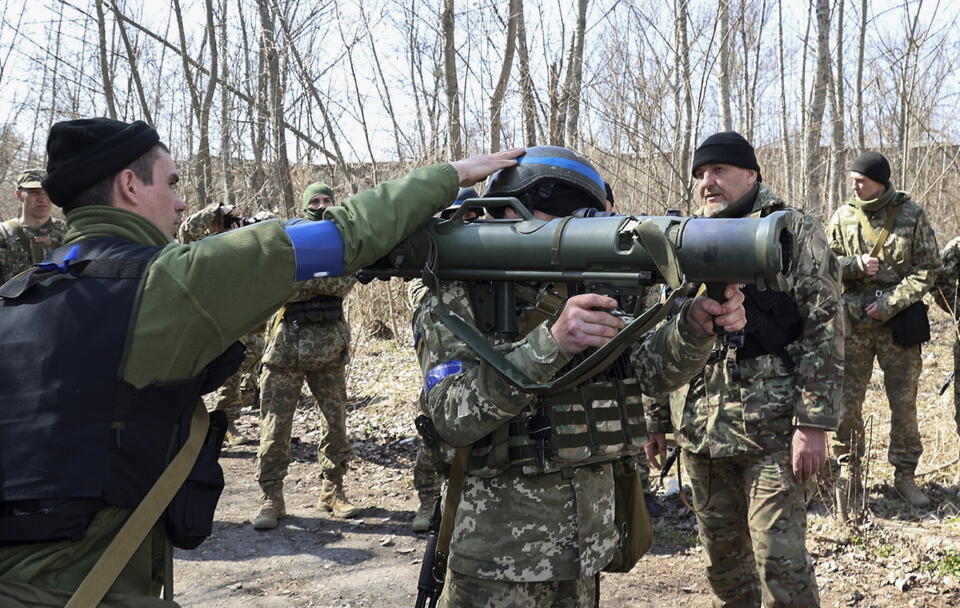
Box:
[484,146,606,210]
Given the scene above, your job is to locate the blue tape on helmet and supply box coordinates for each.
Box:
[517,156,605,190]
[424,359,463,395]
[284,219,345,280]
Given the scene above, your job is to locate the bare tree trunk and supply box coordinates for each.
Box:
[855,0,866,151]
[563,0,589,147]
[490,0,520,152]
[194,0,219,209]
[110,1,153,124]
[548,62,563,145]
[217,0,234,206]
[804,0,831,213]
[777,0,794,196]
[94,0,118,118]
[256,0,295,215]
[829,0,846,205]
[515,0,537,146]
[442,0,463,157]
[718,0,733,131]
[360,3,405,162]
[674,0,693,208]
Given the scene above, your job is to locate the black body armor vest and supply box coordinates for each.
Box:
[738,284,804,367]
[0,238,243,546]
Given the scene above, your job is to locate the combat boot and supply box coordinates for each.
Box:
[319,479,360,519]
[411,493,439,533]
[894,472,930,508]
[253,489,286,530]
[223,419,245,447]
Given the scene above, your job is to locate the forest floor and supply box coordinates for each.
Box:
[173,306,960,608]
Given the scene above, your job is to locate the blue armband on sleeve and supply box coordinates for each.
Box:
[284,219,345,280]
[424,359,463,395]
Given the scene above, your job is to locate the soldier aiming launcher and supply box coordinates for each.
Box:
[360,197,794,395]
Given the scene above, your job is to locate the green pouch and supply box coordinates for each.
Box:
[603,457,653,573]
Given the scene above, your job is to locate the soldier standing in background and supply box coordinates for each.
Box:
[0,170,67,282]
[253,183,360,530]
[178,202,275,445]
[826,151,940,508]
[647,132,843,608]
[933,237,960,436]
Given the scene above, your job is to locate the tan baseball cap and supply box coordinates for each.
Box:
[16,169,46,189]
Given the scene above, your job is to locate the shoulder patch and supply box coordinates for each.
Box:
[424,359,463,395]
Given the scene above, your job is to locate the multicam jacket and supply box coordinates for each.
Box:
[826,188,939,329]
[413,280,714,581]
[0,217,67,282]
[651,185,843,457]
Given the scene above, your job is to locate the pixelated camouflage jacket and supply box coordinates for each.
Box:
[0,217,67,282]
[262,271,356,369]
[933,237,960,317]
[652,185,844,457]
[827,189,939,328]
[412,280,714,581]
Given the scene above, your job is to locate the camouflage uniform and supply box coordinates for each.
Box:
[178,205,272,425]
[650,185,844,607]
[932,236,960,434]
[0,217,67,282]
[256,275,357,493]
[414,279,716,606]
[407,279,444,506]
[826,188,939,476]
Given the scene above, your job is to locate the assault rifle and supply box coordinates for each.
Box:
[360,197,793,393]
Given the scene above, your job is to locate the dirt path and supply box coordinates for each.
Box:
[173,316,960,607]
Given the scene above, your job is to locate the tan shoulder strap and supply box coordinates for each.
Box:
[65,402,210,608]
[432,446,470,582]
[849,204,901,259]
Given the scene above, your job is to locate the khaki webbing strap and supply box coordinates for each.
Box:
[65,402,210,608]
[432,446,471,581]
[267,306,287,340]
[849,204,902,259]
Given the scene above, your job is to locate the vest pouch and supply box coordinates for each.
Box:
[889,301,930,347]
[285,296,343,325]
[603,457,652,573]
[165,409,228,549]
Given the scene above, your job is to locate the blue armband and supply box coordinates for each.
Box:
[284,219,345,280]
[424,359,463,395]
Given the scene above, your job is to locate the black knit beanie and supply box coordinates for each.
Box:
[43,118,161,209]
[849,151,891,186]
[691,131,762,182]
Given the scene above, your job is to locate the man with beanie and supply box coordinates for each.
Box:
[253,182,360,530]
[826,151,939,508]
[413,145,748,607]
[646,131,843,607]
[0,116,522,607]
[0,169,66,282]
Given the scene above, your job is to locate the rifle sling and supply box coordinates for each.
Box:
[432,446,471,583]
[849,203,902,260]
[440,289,680,396]
[65,401,209,608]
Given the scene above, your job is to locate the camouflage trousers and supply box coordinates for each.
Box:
[437,570,597,608]
[210,330,265,422]
[256,361,351,492]
[684,450,819,608]
[413,436,444,499]
[831,324,923,474]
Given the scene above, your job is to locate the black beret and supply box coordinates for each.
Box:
[691,131,762,182]
[849,151,891,186]
[43,118,160,209]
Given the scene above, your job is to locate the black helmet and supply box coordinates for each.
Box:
[485,146,606,216]
[439,187,482,219]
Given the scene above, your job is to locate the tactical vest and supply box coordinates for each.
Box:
[737,284,803,367]
[463,286,648,478]
[0,238,242,546]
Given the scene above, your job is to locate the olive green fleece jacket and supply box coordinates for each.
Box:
[0,163,459,607]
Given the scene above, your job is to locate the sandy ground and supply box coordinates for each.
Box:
[172,310,960,608]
